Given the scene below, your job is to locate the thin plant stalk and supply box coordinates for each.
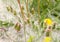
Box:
[38,0,40,23]
[24,23,26,42]
[25,0,28,13]
[17,0,26,42]
[17,0,24,19]
[38,0,40,15]
[38,0,41,26]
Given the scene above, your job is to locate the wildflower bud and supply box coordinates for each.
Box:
[6,6,13,12]
[52,22,56,29]
[31,8,34,14]
[21,6,24,10]
[13,10,17,15]
[14,22,21,32]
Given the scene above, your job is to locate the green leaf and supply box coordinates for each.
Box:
[2,21,9,27]
[0,20,3,27]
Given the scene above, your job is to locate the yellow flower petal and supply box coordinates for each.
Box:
[43,37,52,42]
[44,18,52,26]
[27,36,35,42]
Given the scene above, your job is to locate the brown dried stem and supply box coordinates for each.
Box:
[17,0,24,19]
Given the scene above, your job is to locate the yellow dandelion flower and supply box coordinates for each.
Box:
[27,36,35,42]
[44,18,52,26]
[43,37,52,42]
